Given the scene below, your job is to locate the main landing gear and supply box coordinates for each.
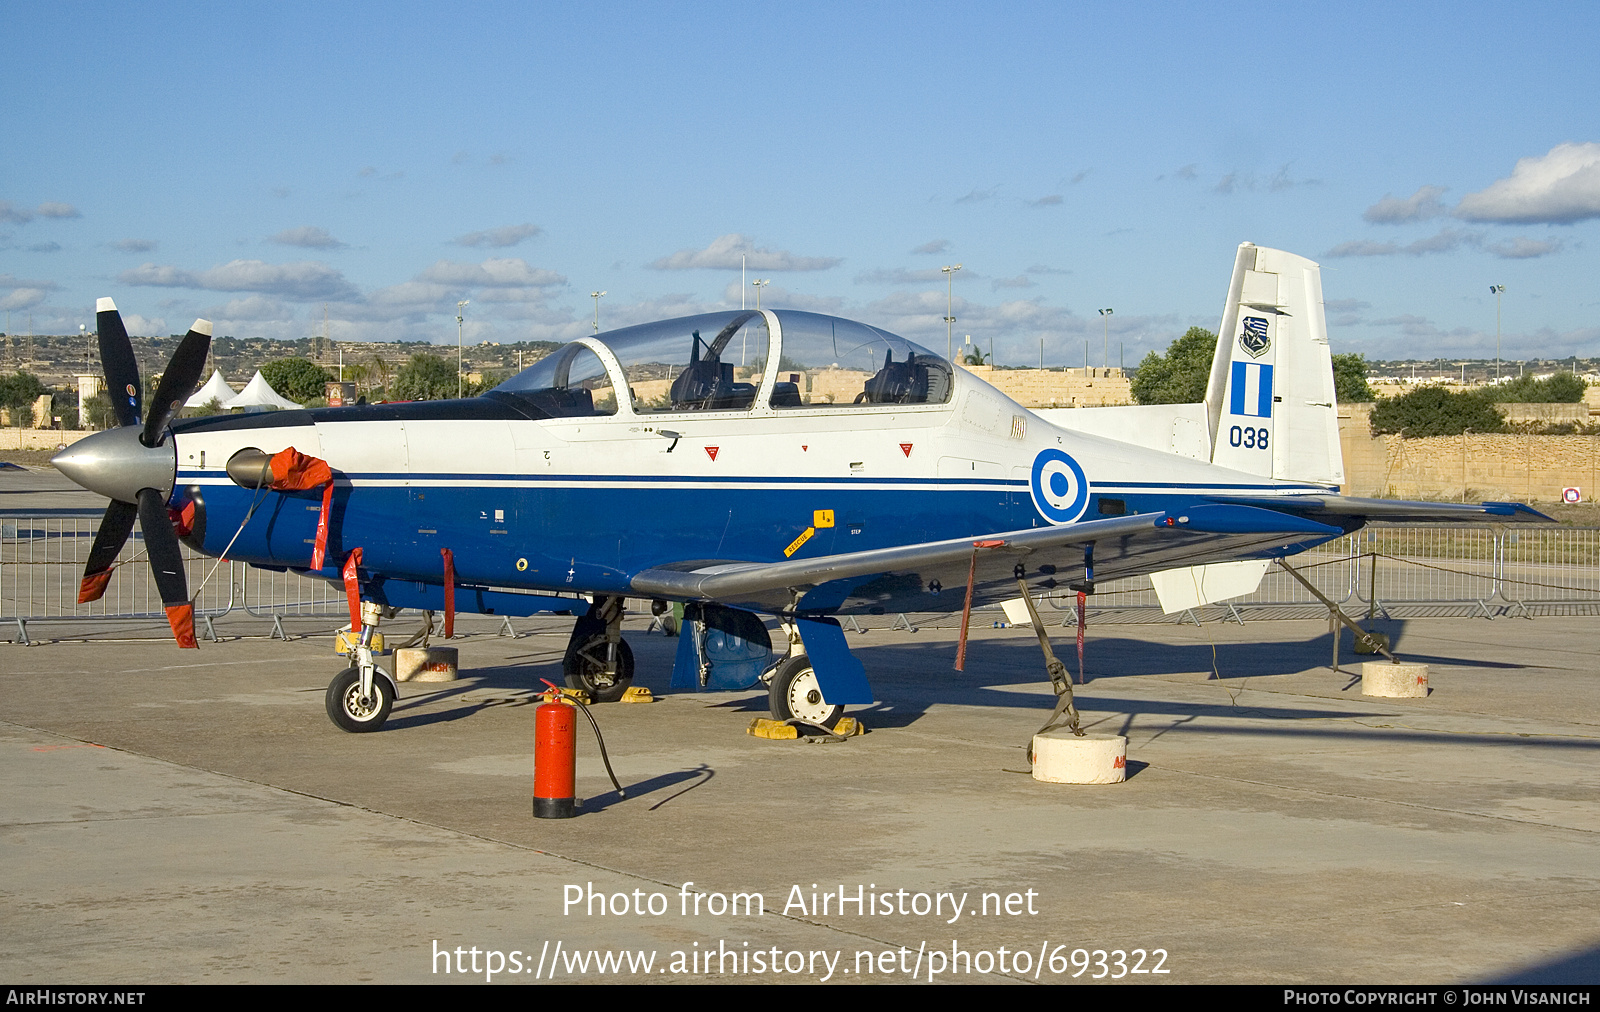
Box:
[563,596,635,703]
[767,654,842,727]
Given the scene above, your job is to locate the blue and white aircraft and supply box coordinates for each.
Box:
[54,243,1548,733]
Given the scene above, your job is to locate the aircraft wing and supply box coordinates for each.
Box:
[630,497,1551,615]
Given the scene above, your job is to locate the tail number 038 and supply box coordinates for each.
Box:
[1229,425,1269,450]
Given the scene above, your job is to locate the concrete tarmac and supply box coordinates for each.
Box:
[2,611,1598,984]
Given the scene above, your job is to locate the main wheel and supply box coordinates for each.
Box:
[563,634,635,702]
[768,654,843,727]
[326,666,394,732]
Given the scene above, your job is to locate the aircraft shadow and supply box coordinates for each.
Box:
[1483,942,1600,984]
[380,624,1583,754]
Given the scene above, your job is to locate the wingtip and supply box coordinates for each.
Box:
[192,319,213,337]
[96,297,117,313]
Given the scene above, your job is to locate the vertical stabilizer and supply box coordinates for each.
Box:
[1204,244,1343,486]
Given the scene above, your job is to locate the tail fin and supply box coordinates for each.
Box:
[1203,243,1344,487]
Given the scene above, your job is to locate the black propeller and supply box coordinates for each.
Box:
[63,298,212,648]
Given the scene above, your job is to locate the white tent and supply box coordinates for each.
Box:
[222,371,302,411]
[185,370,237,408]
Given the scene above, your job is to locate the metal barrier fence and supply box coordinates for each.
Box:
[2,510,345,644]
[1067,525,1600,622]
[4,514,1599,641]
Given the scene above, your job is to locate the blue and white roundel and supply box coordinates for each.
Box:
[1029,449,1090,524]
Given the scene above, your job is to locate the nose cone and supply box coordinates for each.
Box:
[52,427,177,505]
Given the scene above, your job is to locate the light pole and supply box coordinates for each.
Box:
[1099,308,1113,371]
[751,278,769,310]
[1489,285,1504,382]
[942,264,962,361]
[456,300,469,398]
[591,291,607,333]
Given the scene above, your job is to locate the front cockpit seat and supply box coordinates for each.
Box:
[857,349,931,404]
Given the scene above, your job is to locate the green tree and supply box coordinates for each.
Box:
[261,357,334,403]
[1485,372,1586,403]
[1131,327,1216,405]
[1332,353,1375,402]
[0,371,47,428]
[83,391,117,430]
[1369,386,1505,438]
[390,353,459,401]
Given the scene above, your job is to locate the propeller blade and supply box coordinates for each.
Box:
[96,298,142,429]
[137,487,197,648]
[142,320,213,446]
[78,499,139,603]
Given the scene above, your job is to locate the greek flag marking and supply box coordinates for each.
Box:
[1230,361,1274,418]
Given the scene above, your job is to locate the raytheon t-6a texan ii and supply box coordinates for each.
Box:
[54,244,1549,734]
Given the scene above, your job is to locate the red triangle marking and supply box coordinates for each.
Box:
[801,445,808,452]
[705,446,719,461]
[900,443,913,457]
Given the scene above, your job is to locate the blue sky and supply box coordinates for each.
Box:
[3,1,1597,366]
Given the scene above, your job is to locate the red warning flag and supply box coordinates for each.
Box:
[266,448,336,570]
[78,569,113,604]
[441,547,456,639]
[165,602,198,649]
[342,548,363,633]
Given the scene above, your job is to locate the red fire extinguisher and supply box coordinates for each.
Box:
[533,680,626,820]
[534,696,577,819]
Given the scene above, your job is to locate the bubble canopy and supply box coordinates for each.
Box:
[489,310,954,417]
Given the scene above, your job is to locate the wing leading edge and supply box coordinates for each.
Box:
[629,497,1553,616]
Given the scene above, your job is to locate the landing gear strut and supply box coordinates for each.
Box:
[563,596,635,702]
[326,599,399,732]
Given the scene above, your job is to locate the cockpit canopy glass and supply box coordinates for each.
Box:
[489,309,951,416]
[769,311,952,408]
[595,311,771,413]
[488,342,616,417]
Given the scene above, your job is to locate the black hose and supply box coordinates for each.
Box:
[572,697,626,799]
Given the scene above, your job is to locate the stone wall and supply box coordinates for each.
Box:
[1339,404,1600,502]
[960,365,1132,408]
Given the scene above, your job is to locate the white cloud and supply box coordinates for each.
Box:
[455,223,543,248]
[1455,142,1600,224]
[648,233,842,271]
[1028,194,1063,207]
[1486,237,1563,259]
[27,242,61,253]
[1324,229,1483,258]
[112,238,157,253]
[1324,298,1371,313]
[119,314,166,337]
[854,267,979,285]
[954,186,999,204]
[911,239,950,255]
[1363,185,1449,223]
[212,295,292,321]
[717,281,845,315]
[1322,239,1398,258]
[269,225,347,249]
[1,287,50,310]
[991,275,1036,290]
[0,200,80,222]
[119,259,360,301]
[416,258,565,288]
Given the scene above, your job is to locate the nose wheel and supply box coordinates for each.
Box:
[326,666,395,732]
